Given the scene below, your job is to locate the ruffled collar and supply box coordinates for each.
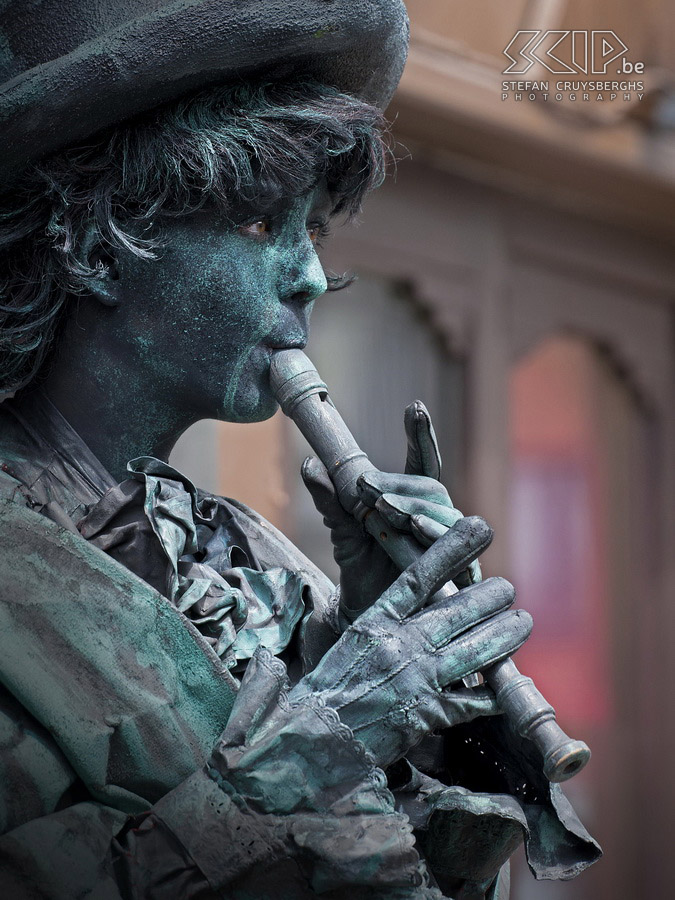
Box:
[1,390,308,671]
[79,457,307,671]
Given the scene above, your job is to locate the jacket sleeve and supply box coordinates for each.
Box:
[116,649,442,900]
[0,493,445,898]
[0,650,441,900]
[0,475,444,899]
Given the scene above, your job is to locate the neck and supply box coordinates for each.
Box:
[40,322,198,484]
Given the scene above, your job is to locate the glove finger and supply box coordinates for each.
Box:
[453,559,483,588]
[411,513,447,548]
[301,456,353,527]
[376,493,462,532]
[368,516,493,623]
[437,609,533,687]
[439,684,501,721]
[412,515,482,588]
[404,401,442,480]
[357,470,450,507]
[415,576,516,648]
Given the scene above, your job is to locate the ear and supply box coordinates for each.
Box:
[78,225,123,309]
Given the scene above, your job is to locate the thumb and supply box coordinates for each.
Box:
[404,401,442,480]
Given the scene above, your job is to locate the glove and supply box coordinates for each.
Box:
[301,401,480,621]
[292,516,532,769]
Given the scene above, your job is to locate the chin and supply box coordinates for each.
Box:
[240,396,279,423]
[217,383,279,424]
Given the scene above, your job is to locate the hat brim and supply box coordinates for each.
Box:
[0,0,408,184]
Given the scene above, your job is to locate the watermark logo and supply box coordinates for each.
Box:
[503,31,643,76]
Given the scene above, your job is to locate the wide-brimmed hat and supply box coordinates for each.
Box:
[0,0,408,185]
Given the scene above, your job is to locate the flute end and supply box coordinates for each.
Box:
[544,740,592,782]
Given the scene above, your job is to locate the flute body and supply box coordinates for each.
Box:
[270,348,590,783]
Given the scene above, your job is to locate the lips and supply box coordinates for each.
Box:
[264,330,308,351]
[266,341,307,351]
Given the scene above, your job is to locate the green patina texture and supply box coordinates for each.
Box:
[0,3,601,891]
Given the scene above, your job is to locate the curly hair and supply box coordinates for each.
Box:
[0,80,389,392]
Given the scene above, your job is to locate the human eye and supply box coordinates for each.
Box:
[307,221,331,247]
[238,219,271,239]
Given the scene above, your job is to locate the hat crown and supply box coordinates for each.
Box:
[0,0,408,183]
[1,1,166,82]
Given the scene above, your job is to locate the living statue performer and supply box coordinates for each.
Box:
[0,2,600,898]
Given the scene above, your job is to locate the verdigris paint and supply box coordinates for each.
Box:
[0,2,600,896]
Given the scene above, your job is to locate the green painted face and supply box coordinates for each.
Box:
[113,185,331,423]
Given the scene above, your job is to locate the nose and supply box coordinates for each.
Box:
[279,243,327,306]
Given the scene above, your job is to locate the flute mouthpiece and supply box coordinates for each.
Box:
[269,349,329,417]
[270,348,314,387]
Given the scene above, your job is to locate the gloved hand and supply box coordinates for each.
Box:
[292,516,532,769]
[301,401,480,622]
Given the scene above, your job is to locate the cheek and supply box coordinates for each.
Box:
[167,253,276,338]
[211,257,279,342]
[122,235,282,384]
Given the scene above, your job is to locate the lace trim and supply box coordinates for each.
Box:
[254,645,293,692]
[251,648,430,889]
